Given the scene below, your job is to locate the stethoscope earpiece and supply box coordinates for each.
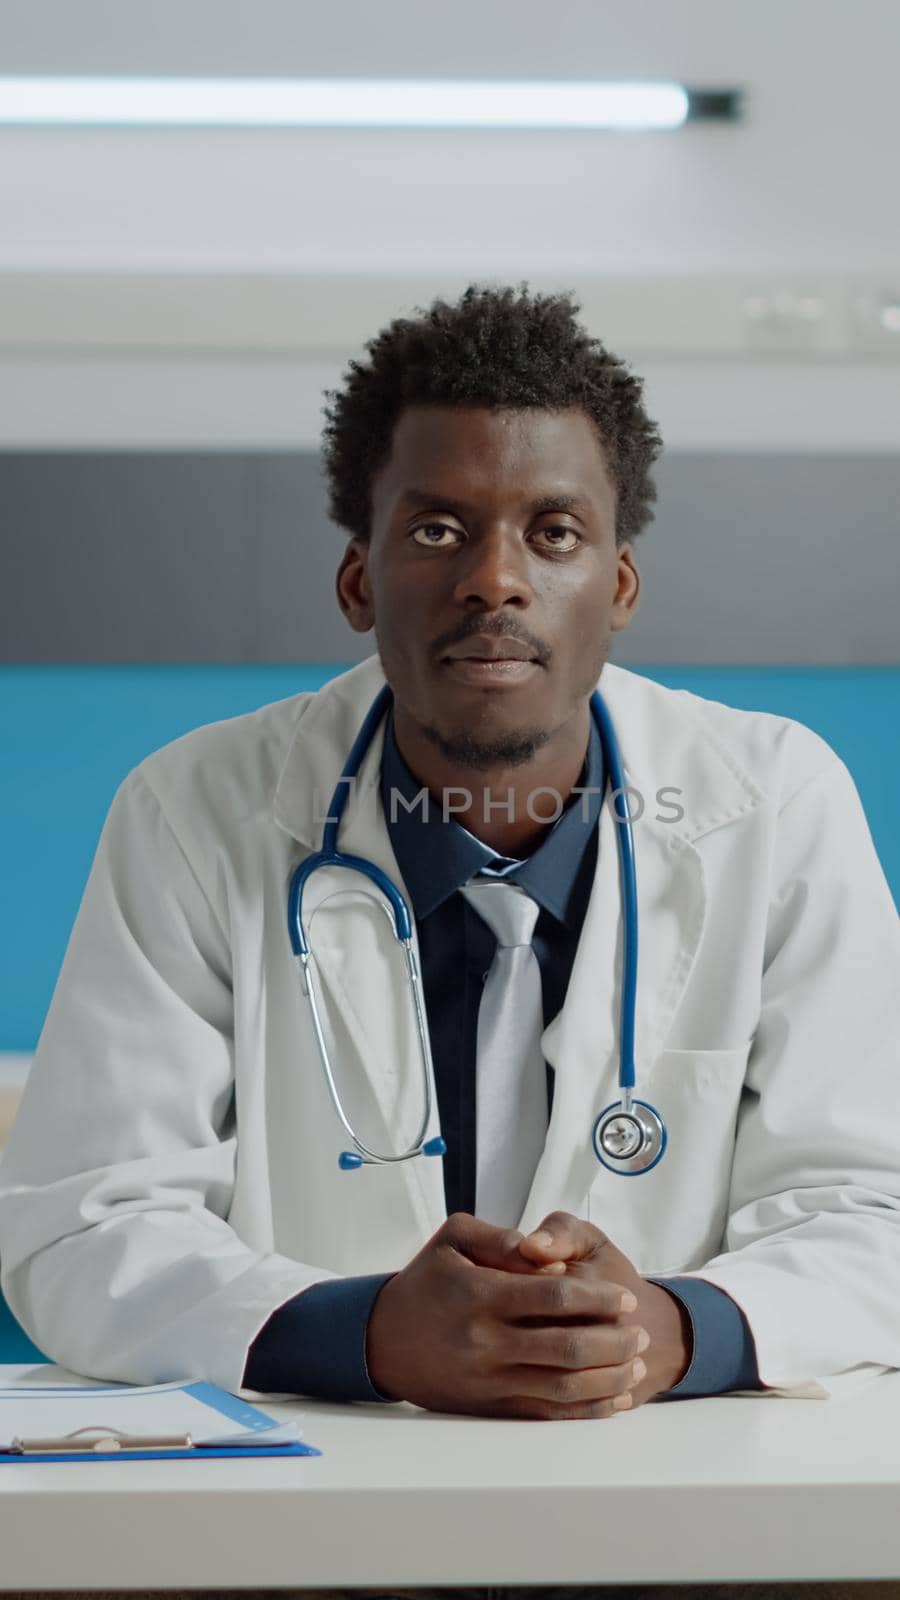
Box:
[338,1136,446,1172]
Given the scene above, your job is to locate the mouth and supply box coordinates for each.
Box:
[439,629,543,687]
[440,657,540,686]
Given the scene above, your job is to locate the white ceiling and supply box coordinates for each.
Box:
[2,0,898,448]
[1,0,899,274]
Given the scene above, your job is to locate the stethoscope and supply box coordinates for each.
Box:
[287,682,667,1178]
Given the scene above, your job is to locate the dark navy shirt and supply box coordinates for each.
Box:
[244,704,762,1402]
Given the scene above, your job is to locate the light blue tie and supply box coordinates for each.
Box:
[458,879,549,1228]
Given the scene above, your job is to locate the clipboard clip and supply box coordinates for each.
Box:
[10,1426,195,1454]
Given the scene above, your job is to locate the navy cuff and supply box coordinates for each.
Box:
[242,1273,397,1402]
[648,1276,764,1398]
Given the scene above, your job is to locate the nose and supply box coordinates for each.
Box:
[450,526,535,610]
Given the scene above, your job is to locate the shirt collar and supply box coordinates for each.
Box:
[381,704,606,927]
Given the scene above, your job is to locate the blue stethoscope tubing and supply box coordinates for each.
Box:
[287,682,667,1176]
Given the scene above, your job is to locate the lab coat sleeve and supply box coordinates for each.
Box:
[676,752,900,1394]
[0,768,336,1392]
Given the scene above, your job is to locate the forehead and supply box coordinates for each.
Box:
[370,405,615,514]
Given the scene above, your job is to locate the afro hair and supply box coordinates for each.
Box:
[321,281,663,548]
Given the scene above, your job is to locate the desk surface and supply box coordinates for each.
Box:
[0,1363,899,1592]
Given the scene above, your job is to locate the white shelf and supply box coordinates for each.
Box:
[2,273,899,451]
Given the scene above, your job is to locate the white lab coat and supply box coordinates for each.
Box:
[1,653,898,1401]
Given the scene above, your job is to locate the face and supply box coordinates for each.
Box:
[336,405,640,772]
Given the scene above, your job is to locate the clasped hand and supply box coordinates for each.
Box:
[365,1210,692,1420]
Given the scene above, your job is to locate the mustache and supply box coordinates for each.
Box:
[438,622,549,663]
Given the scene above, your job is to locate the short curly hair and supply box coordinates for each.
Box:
[321,281,662,548]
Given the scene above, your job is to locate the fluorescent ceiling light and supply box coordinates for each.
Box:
[0,77,698,130]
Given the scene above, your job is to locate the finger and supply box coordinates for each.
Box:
[478,1262,633,1323]
[506,1355,647,1407]
[505,1319,648,1371]
[500,1391,636,1421]
[457,1390,634,1423]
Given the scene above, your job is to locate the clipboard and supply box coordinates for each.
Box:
[0,1378,321,1462]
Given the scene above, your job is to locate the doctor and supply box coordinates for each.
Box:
[0,284,898,1422]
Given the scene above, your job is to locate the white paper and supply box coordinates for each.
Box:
[0,1378,303,1450]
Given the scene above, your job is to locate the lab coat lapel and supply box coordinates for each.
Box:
[521,799,707,1231]
[518,664,763,1233]
[273,654,446,1240]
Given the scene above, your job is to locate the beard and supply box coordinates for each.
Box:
[417,716,554,772]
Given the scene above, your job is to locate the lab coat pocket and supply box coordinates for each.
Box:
[587,1043,752,1277]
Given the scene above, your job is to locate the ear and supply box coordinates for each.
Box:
[610,543,641,633]
[336,539,375,634]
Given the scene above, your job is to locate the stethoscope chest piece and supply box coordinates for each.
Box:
[592,1099,667,1176]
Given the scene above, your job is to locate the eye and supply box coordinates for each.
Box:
[410,523,460,548]
[536,525,580,551]
[409,522,581,551]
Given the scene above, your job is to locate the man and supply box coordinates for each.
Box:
[0,284,898,1425]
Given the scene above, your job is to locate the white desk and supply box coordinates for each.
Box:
[1,1363,899,1592]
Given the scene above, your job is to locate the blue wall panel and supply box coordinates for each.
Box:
[1,663,898,1053]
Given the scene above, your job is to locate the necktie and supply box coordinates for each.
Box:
[457,879,549,1228]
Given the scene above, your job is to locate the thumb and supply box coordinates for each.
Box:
[517,1212,609,1268]
[440,1212,553,1276]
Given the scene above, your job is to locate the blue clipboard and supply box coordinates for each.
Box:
[0,1379,321,1462]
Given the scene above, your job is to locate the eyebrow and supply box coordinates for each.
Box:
[396,489,592,517]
